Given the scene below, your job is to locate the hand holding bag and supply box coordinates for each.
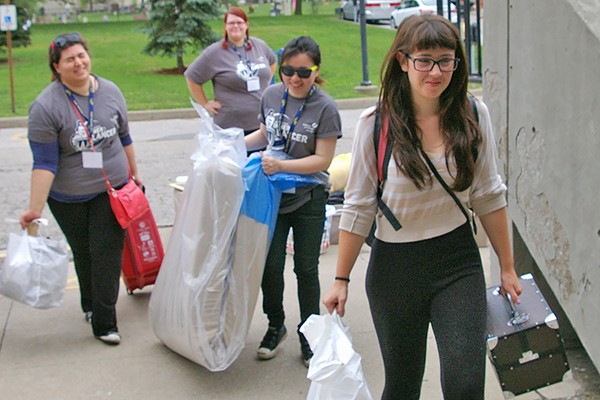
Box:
[0,219,69,309]
[300,311,374,400]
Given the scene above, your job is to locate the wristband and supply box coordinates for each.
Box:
[335,276,350,283]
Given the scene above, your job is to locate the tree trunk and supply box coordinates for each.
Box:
[295,0,302,15]
[177,47,185,72]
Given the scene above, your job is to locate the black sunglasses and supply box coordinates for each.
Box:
[280,65,318,79]
[51,32,83,51]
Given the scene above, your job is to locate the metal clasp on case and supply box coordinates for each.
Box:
[507,292,529,326]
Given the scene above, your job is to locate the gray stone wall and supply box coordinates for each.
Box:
[484,0,600,369]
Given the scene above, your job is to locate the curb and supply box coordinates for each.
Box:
[0,97,379,129]
[0,89,482,129]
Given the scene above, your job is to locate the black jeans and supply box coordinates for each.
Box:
[48,193,125,336]
[367,223,486,400]
[261,186,326,328]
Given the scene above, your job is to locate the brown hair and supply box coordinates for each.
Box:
[48,32,89,82]
[221,7,251,51]
[378,14,480,191]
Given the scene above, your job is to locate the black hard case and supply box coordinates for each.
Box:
[486,274,570,398]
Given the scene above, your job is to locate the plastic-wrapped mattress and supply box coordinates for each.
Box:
[148,104,322,371]
[148,105,248,371]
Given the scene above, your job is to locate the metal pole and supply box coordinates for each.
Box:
[436,0,442,15]
[464,0,472,76]
[359,0,370,86]
[5,0,16,113]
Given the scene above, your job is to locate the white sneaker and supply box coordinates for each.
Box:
[96,331,121,345]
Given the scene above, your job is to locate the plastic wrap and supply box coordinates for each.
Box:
[149,104,319,371]
[148,104,247,370]
[231,153,321,337]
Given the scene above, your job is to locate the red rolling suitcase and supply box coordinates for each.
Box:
[121,208,164,294]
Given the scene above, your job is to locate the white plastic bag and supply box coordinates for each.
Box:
[0,219,69,309]
[300,311,374,400]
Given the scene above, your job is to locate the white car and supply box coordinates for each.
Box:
[340,0,401,23]
[390,0,457,29]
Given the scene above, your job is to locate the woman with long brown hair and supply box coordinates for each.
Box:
[324,15,521,399]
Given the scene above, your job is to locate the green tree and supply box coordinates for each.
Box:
[141,0,221,72]
[0,0,34,55]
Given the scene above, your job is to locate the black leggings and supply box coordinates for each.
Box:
[367,223,486,400]
[48,193,125,336]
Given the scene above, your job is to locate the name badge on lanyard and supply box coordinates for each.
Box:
[82,151,103,169]
[64,80,103,169]
[247,77,260,92]
[231,40,260,92]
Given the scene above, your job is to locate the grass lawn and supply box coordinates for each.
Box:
[0,3,396,117]
[0,3,480,117]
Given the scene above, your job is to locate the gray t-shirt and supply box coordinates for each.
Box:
[28,77,130,199]
[184,37,276,131]
[259,83,342,213]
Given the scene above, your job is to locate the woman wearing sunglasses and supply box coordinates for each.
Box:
[245,36,342,367]
[20,32,142,346]
[323,15,522,399]
[185,7,276,140]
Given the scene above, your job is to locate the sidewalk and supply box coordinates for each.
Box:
[1,93,598,399]
[0,230,587,400]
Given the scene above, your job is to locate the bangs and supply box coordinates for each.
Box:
[406,19,457,52]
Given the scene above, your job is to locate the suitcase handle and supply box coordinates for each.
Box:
[506,292,529,326]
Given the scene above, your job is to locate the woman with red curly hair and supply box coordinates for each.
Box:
[185,7,277,138]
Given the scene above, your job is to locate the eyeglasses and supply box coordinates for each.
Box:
[280,65,318,79]
[51,32,83,51]
[226,21,246,26]
[403,53,460,72]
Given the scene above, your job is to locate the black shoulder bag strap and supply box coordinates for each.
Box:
[418,95,481,234]
[420,149,477,234]
[469,94,479,123]
[373,95,479,234]
[374,111,402,231]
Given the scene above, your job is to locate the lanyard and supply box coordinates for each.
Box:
[63,81,95,146]
[230,39,257,77]
[63,79,115,190]
[279,85,315,153]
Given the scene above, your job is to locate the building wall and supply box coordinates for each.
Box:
[484,0,600,369]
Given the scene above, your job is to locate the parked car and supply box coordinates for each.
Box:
[390,0,457,29]
[339,0,401,23]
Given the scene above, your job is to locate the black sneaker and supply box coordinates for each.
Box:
[257,324,287,360]
[298,330,313,367]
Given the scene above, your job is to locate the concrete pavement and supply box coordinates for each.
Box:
[1,94,598,399]
[0,236,588,399]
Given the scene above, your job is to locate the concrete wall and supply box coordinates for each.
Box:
[484,0,600,369]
